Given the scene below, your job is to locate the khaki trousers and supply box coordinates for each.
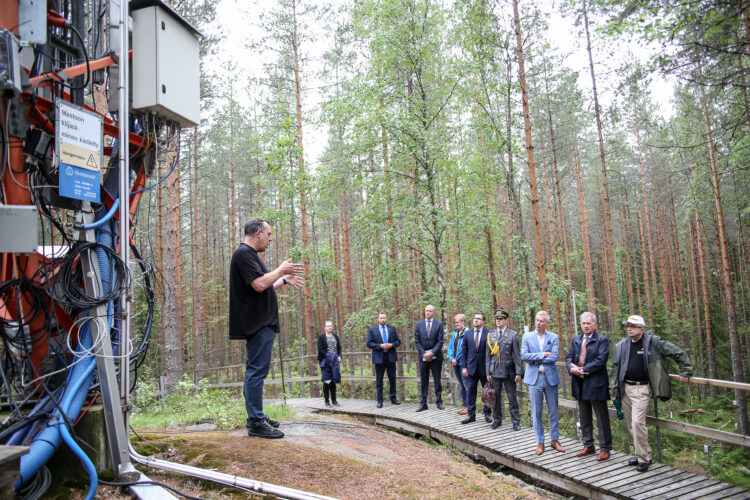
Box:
[622,383,652,463]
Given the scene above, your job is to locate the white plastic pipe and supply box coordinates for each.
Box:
[129,445,336,500]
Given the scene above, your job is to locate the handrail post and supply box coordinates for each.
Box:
[654,398,663,463]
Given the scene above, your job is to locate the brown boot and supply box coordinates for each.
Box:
[576,446,595,457]
[550,441,565,452]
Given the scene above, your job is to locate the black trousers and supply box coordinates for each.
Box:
[322,381,337,403]
[578,398,612,451]
[466,373,492,418]
[375,361,397,403]
[418,358,443,405]
[492,377,521,425]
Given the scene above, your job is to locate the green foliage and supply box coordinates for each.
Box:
[132,377,291,430]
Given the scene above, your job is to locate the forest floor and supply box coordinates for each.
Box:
[57,404,566,499]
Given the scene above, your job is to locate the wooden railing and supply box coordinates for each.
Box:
[195,350,750,449]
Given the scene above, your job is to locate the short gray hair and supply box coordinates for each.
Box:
[580,311,597,324]
[244,217,269,236]
[536,310,550,322]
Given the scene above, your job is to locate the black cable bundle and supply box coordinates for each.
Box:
[47,242,130,309]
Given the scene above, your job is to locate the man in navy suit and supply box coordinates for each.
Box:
[565,311,612,461]
[522,310,565,455]
[460,312,493,424]
[414,305,445,411]
[366,312,402,408]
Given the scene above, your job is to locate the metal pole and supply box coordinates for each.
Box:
[118,0,131,409]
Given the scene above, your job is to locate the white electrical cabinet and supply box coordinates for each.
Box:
[132,1,201,127]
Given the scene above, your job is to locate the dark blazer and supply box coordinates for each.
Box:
[414,319,444,361]
[485,328,522,379]
[460,326,490,377]
[317,333,342,362]
[367,323,401,364]
[565,330,610,401]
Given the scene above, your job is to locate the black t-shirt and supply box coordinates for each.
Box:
[624,338,648,381]
[229,243,279,339]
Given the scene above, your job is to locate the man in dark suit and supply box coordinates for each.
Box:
[414,305,445,411]
[485,308,522,430]
[565,311,612,461]
[460,312,492,424]
[366,312,402,408]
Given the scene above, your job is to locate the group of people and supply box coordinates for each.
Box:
[229,217,694,475]
[367,307,692,471]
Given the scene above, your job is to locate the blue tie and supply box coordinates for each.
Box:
[381,326,387,343]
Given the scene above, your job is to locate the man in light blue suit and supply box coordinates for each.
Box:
[522,310,566,456]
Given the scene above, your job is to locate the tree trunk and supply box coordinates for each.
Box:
[583,0,618,323]
[290,0,316,384]
[163,136,185,394]
[572,138,596,313]
[513,0,547,311]
[699,85,748,433]
[635,122,657,329]
[191,128,204,382]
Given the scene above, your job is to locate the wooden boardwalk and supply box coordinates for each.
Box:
[290,398,749,500]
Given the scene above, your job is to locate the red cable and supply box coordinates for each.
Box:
[74,391,100,426]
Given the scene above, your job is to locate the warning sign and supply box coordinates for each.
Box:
[59,142,101,171]
[55,100,103,202]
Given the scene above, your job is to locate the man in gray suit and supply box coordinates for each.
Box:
[486,308,522,430]
[414,305,445,411]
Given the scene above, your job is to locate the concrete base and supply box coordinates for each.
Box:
[48,404,111,488]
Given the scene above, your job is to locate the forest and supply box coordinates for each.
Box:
[135,0,750,437]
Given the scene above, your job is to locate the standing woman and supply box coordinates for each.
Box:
[447,314,469,414]
[317,321,342,407]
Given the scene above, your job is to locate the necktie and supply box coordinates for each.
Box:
[381,326,387,343]
[475,329,480,349]
[426,320,431,337]
[579,335,589,367]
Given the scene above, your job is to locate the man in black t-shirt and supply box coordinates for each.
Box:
[230,217,304,439]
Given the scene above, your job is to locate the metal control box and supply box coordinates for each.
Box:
[131,1,201,127]
[0,205,38,253]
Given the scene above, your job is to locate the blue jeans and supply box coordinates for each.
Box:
[529,373,559,444]
[244,327,276,427]
[452,364,468,407]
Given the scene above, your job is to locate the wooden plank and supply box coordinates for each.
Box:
[711,491,750,500]
[598,467,686,492]
[296,398,749,500]
[671,483,741,500]
[634,478,717,500]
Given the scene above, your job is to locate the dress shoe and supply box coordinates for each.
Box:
[484,414,493,423]
[550,441,565,452]
[391,399,401,405]
[436,402,445,410]
[628,458,639,466]
[332,401,339,406]
[458,407,468,415]
[513,423,521,431]
[416,405,428,412]
[576,446,596,457]
[461,416,475,424]
[491,420,502,429]
[325,401,331,408]
[377,402,383,408]
[596,451,610,461]
[535,444,544,455]
[636,461,651,472]
[265,416,280,428]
